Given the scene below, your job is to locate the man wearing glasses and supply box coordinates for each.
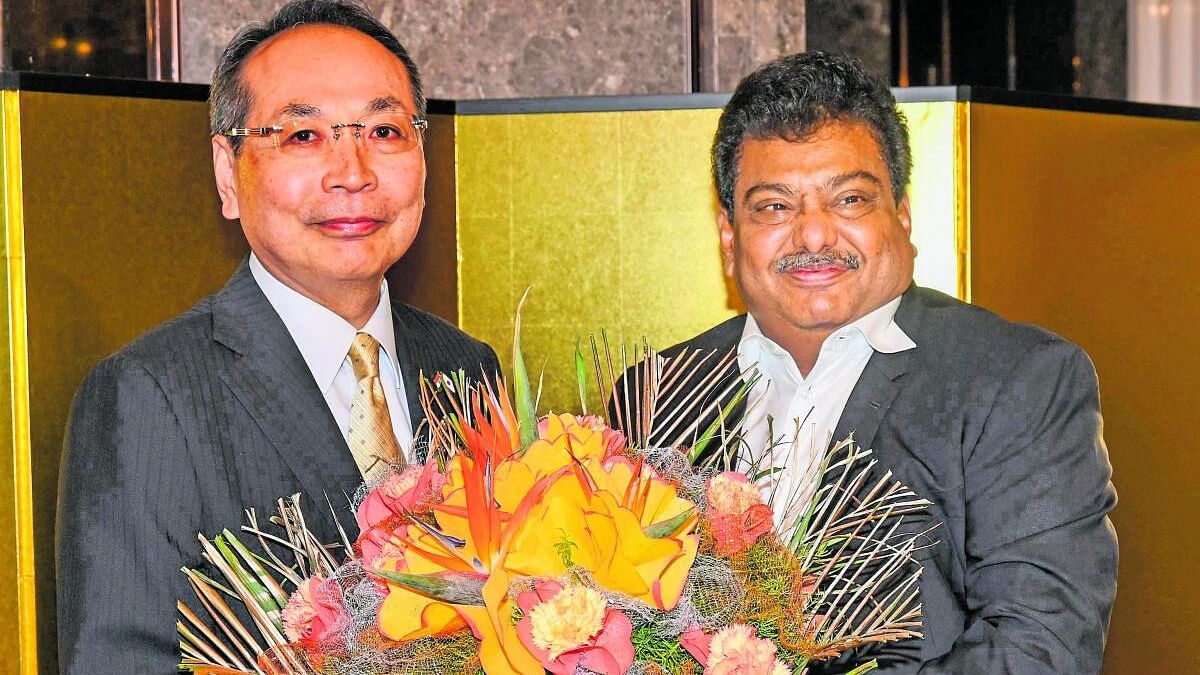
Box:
[56,1,498,671]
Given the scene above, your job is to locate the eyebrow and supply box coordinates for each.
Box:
[274,97,407,119]
[365,97,406,114]
[740,170,886,206]
[825,170,884,191]
[741,182,795,205]
[278,102,322,118]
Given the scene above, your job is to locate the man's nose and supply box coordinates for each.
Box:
[790,209,839,253]
[321,138,377,193]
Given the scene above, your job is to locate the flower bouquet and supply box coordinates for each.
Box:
[178,332,932,675]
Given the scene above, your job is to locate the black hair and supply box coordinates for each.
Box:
[712,51,911,213]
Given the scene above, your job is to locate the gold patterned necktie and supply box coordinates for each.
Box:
[347,332,405,482]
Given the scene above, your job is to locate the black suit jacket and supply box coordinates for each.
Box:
[56,261,499,674]
[618,285,1118,673]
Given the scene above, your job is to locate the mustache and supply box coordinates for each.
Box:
[774,250,861,274]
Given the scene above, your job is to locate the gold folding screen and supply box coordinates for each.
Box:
[965,103,1200,672]
[1,81,1196,673]
[0,86,247,674]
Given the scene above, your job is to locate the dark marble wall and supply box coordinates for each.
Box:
[182,0,692,96]
[1074,0,1126,100]
[699,0,808,92]
[180,0,808,97]
[805,0,890,81]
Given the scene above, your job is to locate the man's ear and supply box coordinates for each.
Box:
[718,208,736,277]
[212,135,241,221]
[897,194,917,258]
[897,194,912,235]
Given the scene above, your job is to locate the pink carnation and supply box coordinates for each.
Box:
[281,577,348,647]
[705,472,773,556]
[686,624,790,675]
[354,462,446,566]
[515,579,635,675]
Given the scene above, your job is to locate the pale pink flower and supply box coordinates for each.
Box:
[707,471,764,515]
[281,577,348,646]
[706,472,774,556]
[706,624,790,675]
[515,579,635,675]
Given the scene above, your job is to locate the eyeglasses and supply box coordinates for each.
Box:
[225,111,428,157]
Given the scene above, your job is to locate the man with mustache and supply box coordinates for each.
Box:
[55,1,498,671]
[627,52,1118,672]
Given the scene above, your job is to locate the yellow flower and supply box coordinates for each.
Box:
[528,584,607,660]
[376,403,698,674]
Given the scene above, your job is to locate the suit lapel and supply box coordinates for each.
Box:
[832,349,910,451]
[211,263,362,519]
[389,305,428,434]
[832,287,920,451]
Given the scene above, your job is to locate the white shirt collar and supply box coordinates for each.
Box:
[248,254,400,393]
[840,295,916,354]
[740,294,915,365]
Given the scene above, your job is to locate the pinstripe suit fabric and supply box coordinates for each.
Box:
[56,261,499,673]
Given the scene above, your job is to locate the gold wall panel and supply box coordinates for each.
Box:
[10,88,1183,675]
[455,103,961,411]
[14,91,248,674]
[968,103,1200,673]
[456,108,732,412]
[386,113,459,320]
[1,89,36,675]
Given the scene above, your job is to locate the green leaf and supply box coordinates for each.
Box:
[513,287,537,448]
[223,529,289,609]
[644,506,696,538]
[689,378,755,462]
[575,339,589,415]
[213,533,283,633]
[844,659,879,674]
[371,569,486,605]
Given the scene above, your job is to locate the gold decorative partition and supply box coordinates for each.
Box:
[965,103,1200,673]
[0,85,248,675]
[1,80,1196,674]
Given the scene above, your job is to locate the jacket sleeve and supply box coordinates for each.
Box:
[56,356,202,674]
[918,340,1118,674]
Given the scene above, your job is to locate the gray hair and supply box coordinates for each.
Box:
[209,0,425,152]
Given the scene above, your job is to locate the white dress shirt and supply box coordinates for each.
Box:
[249,254,415,459]
[737,296,915,529]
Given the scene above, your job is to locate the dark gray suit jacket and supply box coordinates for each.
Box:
[56,261,500,674]
[625,285,1118,673]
